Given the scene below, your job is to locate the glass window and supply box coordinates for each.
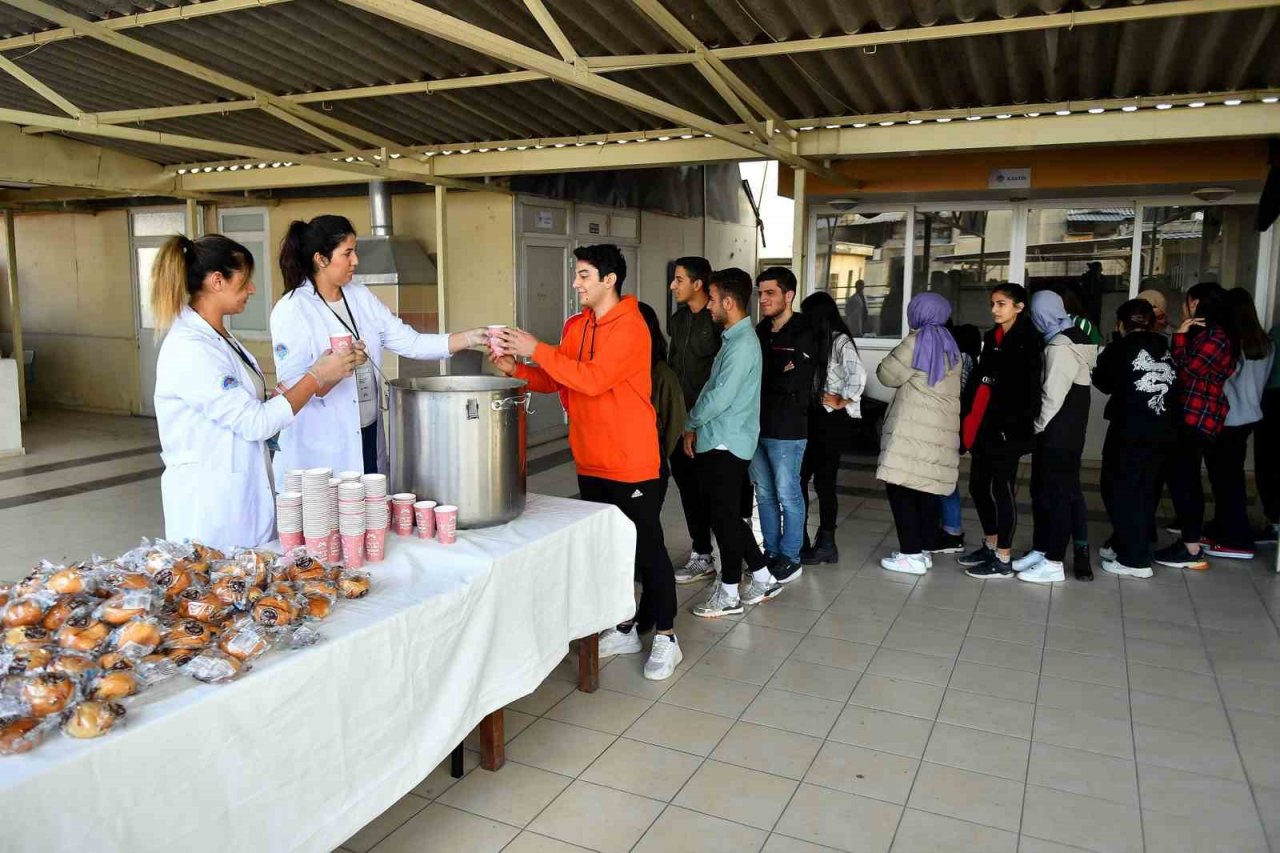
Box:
[913,210,1014,330]
[814,211,909,338]
[1140,205,1260,310]
[1024,207,1136,329]
[130,211,185,238]
[219,209,272,336]
[136,246,159,329]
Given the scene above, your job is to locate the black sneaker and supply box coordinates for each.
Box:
[965,556,1014,579]
[1256,524,1279,545]
[771,556,804,585]
[929,531,965,555]
[1153,542,1209,570]
[1073,544,1093,582]
[957,544,994,567]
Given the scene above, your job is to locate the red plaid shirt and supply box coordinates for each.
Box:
[1172,325,1234,437]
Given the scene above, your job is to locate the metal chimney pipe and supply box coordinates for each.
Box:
[369,180,393,237]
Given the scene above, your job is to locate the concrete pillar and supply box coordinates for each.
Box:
[3,211,26,422]
[435,187,449,375]
[791,167,807,294]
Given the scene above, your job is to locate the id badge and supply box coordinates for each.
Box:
[356,365,376,404]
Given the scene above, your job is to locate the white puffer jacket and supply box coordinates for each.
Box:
[875,332,962,496]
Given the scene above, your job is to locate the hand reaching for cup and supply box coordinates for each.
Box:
[311,348,359,386]
[498,327,539,359]
[488,352,517,376]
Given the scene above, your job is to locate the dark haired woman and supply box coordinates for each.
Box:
[270,215,488,477]
[1155,281,1234,570]
[152,234,357,552]
[957,283,1042,579]
[637,301,687,507]
[1094,298,1175,579]
[1201,288,1274,560]
[797,291,866,565]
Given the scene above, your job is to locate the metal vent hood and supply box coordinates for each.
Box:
[350,180,437,286]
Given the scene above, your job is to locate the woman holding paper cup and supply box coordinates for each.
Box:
[150,234,358,553]
[270,215,490,477]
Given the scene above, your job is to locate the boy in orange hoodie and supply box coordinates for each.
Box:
[492,244,680,681]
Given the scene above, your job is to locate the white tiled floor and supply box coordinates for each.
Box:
[5,410,1280,852]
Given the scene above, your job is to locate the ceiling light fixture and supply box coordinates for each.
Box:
[1224,98,1243,106]
[1088,107,1105,114]
[1155,103,1173,110]
[1121,105,1139,112]
[1188,101,1206,108]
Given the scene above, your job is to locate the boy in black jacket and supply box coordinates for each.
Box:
[1094,299,1176,578]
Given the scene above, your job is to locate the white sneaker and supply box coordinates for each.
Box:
[675,552,717,585]
[597,626,642,657]
[693,584,743,618]
[1018,560,1065,584]
[1012,550,1046,573]
[880,552,928,575]
[922,552,934,569]
[1099,543,1117,563]
[643,634,683,680]
[1101,558,1154,579]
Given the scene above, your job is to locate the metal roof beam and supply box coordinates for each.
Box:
[627,0,795,142]
[333,0,850,186]
[0,0,294,52]
[522,0,577,63]
[0,53,80,117]
[0,0,414,155]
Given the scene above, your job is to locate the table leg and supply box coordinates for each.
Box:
[449,743,464,779]
[479,710,505,772]
[577,633,599,693]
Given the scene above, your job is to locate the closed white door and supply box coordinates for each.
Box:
[131,209,187,417]
[520,239,572,442]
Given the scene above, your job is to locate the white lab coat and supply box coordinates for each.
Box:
[154,307,294,553]
[269,281,451,480]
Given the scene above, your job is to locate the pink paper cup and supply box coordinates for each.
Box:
[365,527,387,562]
[328,333,353,354]
[414,501,437,538]
[435,505,458,545]
[304,535,330,563]
[328,529,341,560]
[280,530,305,552]
[341,533,365,569]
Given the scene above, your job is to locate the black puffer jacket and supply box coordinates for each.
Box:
[757,312,817,440]
[961,315,1043,453]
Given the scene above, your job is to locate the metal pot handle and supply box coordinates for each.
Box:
[490,392,534,414]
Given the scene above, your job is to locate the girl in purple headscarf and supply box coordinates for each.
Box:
[875,293,963,576]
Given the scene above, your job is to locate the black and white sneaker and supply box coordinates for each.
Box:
[1153,542,1208,571]
[771,557,803,585]
[966,556,1014,579]
[957,544,995,568]
[929,531,966,555]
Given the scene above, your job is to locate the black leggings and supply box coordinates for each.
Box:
[1205,424,1254,549]
[362,422,379,474]
[1101,430,1163,568]
[578,475,676,632]
[968,445,1024,550]
[801,409,845,531]
[1167,423,1209,546]
[1031,442,1085,562]
[885,483,940,555]
[698,450,767,585]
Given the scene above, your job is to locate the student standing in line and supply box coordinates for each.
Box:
[1255,322,1280,545]
[1154,282,1234,571]
[797,291,867,565]
[1201,288,1274,560]
[684,268,781,618]
[638,302,688,509]
[1015,291,1098,584]
[957,283,1043,579]
[752,267,818,584]
[1095,299,1175,579]
[666,257,724,585]
[492,245,680,680]
[876,293,962,576]
[932,322,981,554]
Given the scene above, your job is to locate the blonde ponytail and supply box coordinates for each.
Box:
[148,233,255,332]
[150,235,191,332]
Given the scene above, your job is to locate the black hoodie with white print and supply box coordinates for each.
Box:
[1092,330,1176,439]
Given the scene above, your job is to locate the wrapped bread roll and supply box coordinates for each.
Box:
[88,670,137,702]
[0,717,45,755]
[21,674,75,717]
[62,701,124,739]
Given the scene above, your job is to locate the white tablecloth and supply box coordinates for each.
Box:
[0,494,636,853]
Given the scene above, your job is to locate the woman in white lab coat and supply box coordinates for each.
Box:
[152,234,358,552]
[270,215,487,477]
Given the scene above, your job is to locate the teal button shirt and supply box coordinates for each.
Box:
[685,316,762,460]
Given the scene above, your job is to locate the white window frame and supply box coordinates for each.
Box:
[129,205,188,334]
[216,207,272,340]
[809,192,1273,349]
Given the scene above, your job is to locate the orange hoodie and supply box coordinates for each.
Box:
[514,295,660,483]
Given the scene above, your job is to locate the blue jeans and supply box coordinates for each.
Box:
[941,486,962,535]
[750,438,808,561]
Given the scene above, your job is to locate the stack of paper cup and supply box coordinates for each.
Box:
[435,505,458,545]
[361,474,389,561]
[391,493,417,535]
[301,468,333,561]
[338,483,366,569]
[284,469,304,494]
[276,492,304,551]
[327,478,342,559]
[413,500,437,539]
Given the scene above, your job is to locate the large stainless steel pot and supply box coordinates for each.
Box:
[387,376,528,528]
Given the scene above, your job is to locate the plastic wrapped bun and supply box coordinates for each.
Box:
[337,571,371,600]
[88,670,137,702]
[47,568,93,596]
[218,619,271,662]
[0,717,48,756]
[2,597,47,628]
[42,597,85,632]
[161,619,218,651]
[56,615,110,654]
[48,652,95,679]
[96,590,155,626]
[183,650,243,683]
[303,595,332,621]
[113,619,162,659]
[176,588,227,624]
[61,701,124,739]
[21,674,75,717]
[252,594,298,627]
[3,646,55,676]
[152,566,193,602]
[4,625,51,650]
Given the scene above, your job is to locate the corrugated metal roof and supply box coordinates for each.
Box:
[0,0,1276,166]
